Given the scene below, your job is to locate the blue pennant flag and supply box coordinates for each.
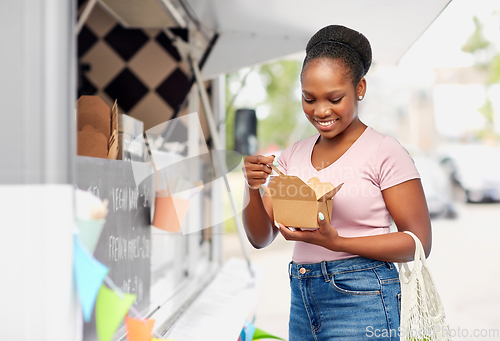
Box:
[240,320,256,341]
[73,236,109,322]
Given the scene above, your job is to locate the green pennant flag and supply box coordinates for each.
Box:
[252,327,285,340]
[95,285,136,341]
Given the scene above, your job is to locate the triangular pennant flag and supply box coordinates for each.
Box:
[95,286,136,341]
[73,236,109,322]
[252,327,285,340]
[125,315,155,341]
[239,329,246,341]
[77,218,106,254]
[240,320,256,341]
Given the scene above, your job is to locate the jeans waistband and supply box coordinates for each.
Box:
[288,257,392,281]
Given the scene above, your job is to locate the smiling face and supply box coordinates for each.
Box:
[301,58,366,140]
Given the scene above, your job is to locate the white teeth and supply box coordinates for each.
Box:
[317,119,338,126]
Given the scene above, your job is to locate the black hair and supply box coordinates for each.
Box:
[301,25,372,86]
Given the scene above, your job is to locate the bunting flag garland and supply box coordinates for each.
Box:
[73,236,109,322]
[73,194,148,340]
[76,218,106,254]
[239,320,285,341]
[239,320,256,341]
[252,327,285,340]
[125,316,155,341]
[95,285,136,341]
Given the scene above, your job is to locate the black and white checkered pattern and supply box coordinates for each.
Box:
[78,2,191,130]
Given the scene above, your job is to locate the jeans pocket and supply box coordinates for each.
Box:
[330,269,381,296]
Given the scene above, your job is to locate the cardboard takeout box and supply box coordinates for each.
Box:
[77,96,119,160]
[267,165,343,229]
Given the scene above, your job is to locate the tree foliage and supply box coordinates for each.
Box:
[225,60,310,152]
[462,17,490,57]
[462,14,500,140]
[257,61,303,150]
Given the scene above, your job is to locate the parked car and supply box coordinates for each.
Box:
[439,145,500,203]
[412,154,458,219]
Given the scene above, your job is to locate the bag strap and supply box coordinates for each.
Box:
[404,231,427,264]
[398,231,428,274]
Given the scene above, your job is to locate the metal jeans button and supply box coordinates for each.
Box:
[299,267,306,274]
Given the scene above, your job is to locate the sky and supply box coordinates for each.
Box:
[400,0,500,139]
[400,0,500,69]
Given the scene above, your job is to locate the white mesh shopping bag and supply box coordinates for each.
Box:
[399,231,451,341]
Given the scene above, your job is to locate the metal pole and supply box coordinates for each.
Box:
[76,0,97,35]
[189,54,254,278]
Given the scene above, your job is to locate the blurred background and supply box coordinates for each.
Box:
[223,0,500,339]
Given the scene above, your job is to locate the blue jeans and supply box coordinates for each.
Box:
[288,257,401,340]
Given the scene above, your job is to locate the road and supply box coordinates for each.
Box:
[427,202,500,340]
[223,202,500,340]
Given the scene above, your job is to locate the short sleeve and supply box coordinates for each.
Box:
[376,136,420,190]
[275,141,299,175]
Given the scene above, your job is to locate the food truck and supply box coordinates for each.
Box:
[1,0,450,340]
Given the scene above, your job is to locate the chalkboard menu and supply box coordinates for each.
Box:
[75,156,154,340]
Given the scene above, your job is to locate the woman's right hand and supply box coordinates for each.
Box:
[242,155,276,190]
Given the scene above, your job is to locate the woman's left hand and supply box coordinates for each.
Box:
[276,213,342,251]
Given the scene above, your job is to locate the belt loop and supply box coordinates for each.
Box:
[321,261,330,282]
[288,261,293,281]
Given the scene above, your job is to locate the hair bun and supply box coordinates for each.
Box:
[306,25,372,76]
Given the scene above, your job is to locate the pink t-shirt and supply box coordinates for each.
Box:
[276,127,420,263]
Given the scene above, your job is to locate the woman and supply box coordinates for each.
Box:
[242,25,432,340]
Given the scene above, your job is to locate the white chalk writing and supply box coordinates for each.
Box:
[108,235,150,261]
[122,276,144,303]
[111,187,139,212]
